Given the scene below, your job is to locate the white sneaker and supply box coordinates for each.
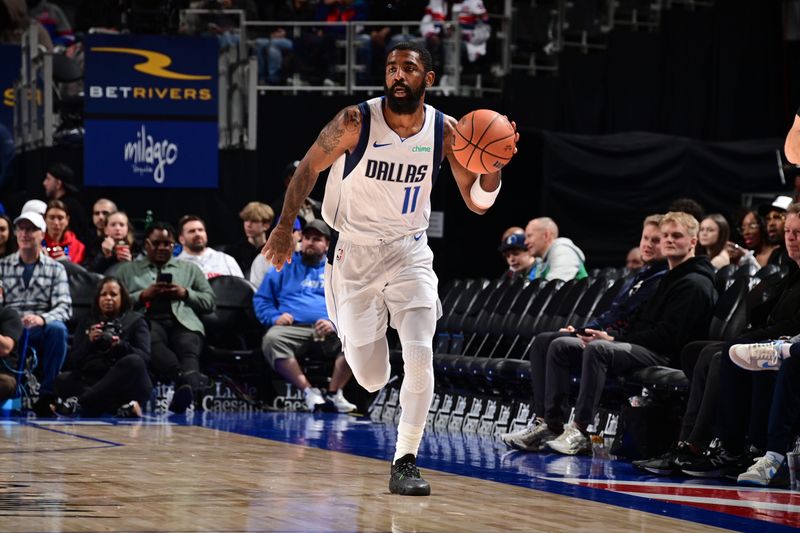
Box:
[737,455,783,486]
[328,390,357,413]
[546,423,590,455]
[499,417,558,452]
[303,387,326,412]
[729,341,787,371]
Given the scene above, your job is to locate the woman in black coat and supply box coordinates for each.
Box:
[53,276,152,417]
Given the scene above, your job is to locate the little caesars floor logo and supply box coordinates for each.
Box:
[123,125,178,184]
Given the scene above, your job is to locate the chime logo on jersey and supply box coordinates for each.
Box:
[364,159,428,183]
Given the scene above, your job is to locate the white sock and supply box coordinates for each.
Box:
[780,342,793,358]
[766,450,785,464]
[393,420,425,463]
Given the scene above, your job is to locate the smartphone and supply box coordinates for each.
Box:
[156,272,173,284]
[573,328,589,336]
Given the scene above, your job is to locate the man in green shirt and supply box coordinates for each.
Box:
[116,222,215,413]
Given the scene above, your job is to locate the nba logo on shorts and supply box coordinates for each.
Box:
[336,248,344,262]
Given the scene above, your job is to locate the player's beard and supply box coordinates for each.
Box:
[384,81,425,115]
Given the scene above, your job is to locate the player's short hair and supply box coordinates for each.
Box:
[178,214,205,234]
[239,201,274,224]
[660,211,699,238]
[388,41,434,74]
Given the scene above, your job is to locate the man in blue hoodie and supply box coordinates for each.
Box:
[254,219,356,413]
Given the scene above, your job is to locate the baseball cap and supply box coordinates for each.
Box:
[498,232,527,253]
[13,211,46,232]
[21,199,47,216]
[302,219,331,239]
[758,195,793,216]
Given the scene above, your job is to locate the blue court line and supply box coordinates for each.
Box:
[190,413,799,533]
[23,421,124,448]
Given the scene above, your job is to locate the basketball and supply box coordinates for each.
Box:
[452,109,516,174]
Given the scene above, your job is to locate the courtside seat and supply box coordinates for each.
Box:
[201,276,264,379]
[625,365,688,390]
[64,262,103,335]
[714,264,736,293]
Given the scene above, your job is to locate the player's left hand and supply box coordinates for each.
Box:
[262,224,295,271]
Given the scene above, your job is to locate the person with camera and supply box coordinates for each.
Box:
[89,211,140,274]
[52,277,152,417]
[116,222,216,414]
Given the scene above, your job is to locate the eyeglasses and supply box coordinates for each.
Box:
[146,239,174,248]
[737,223,760,235]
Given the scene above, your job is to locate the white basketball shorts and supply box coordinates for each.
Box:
[325,232,442,348]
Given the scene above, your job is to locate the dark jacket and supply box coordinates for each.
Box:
[616,256,717,361]
[69,311,150,378]
[585,259,668,335]
[0,305,23,374]
[740,261,800,341]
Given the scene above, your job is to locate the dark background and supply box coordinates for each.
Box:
[3,2,797,284]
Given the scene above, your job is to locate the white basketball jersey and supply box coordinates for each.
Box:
[322,97,444,244]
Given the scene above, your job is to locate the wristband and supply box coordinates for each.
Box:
[470,178,501,209]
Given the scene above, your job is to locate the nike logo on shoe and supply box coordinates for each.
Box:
[373,141,392,148]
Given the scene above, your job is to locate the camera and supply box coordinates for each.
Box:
[95,319,123,351]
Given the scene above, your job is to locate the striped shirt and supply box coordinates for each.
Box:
[0,252,72,324]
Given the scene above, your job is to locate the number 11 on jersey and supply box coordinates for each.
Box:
[402,186,421,214]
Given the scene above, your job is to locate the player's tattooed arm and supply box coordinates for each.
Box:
[316,106,361,154]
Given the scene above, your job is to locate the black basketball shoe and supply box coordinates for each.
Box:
[389,454,431,496]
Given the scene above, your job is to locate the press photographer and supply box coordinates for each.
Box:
[52,277,152,417]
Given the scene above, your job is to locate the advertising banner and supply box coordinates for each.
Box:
[0,44,21,134]
[84,119,218,188]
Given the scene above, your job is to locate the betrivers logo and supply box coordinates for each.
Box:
[89,47,213,101]
[124,125,178,184]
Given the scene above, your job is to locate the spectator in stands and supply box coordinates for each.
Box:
[42,163,91,243]
[249,217,303,288]
[226,201,274,276]
[52,277,152,418]
[0,303,23,404]
[527,212,716,456]
[697,214,730,269]
[116,222,215,414]
[0,0,53,50]
[524,217,587,281]
[314,0,371,84]
[635,204,800,478]
[0,210,71,416]
[727,332,800,486]
[43,200,86,264]
[498,226,535,280]
[727,210,778,268]
[625,246,643,273]
[254,219,357,413]
[176,215,243,279]
[758,195,792,266]
[90,211,140,274]
[83,198,117,268]
[364,0,427,81]
[27,0,74,47]
[501,214,668,451]
[0,214,15,258]
[676,203,800,482]
[668,197,705,225]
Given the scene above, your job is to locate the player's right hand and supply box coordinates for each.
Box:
[262,224,294,271]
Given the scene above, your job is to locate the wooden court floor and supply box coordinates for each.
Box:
[0,414,794,532]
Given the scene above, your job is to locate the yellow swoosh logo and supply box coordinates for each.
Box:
[91,47,211,80]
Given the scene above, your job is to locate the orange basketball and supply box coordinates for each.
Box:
[452,109,516,174]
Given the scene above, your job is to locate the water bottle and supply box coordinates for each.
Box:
[144,209,154,232]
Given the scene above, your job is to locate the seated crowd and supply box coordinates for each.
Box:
[2,159,800,492]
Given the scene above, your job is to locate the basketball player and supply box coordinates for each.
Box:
[263,42,518,496]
